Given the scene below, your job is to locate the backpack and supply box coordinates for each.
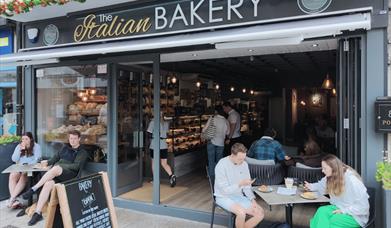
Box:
[201,116,216,140]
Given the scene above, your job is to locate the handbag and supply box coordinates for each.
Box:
[201,116,216,140]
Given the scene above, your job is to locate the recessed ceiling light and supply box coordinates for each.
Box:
[311,44,319,47]
[248,49,254,52]
[192,53,198,57]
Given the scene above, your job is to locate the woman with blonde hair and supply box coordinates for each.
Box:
[305,154,369,228]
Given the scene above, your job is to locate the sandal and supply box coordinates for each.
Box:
[11,199,22,209]
[7,198,16,208]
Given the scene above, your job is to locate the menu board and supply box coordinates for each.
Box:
[45,172,117,228]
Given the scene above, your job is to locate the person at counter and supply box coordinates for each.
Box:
[247,128,291,163]
[147,112,176,187]
[214,143,264,228]
[7,132,42,209]
[21,130,88,226]
[223,101,242,155]
[202,105,230,176]
[305,154,369,228]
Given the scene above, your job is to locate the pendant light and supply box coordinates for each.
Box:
[321,73,334,89]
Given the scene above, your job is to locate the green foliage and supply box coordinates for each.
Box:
[0,135,21,145]
[376,161,391,190]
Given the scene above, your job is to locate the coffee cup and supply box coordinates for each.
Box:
[40,160,48,168]
[285,178,294,189]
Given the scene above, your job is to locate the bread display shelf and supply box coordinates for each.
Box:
[44,133,105,145]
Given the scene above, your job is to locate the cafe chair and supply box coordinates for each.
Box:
[286,165,324,183]
[248,163,285,185]
[206,167,235,228]
[363,187,376,228]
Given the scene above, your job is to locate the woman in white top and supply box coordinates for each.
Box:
[8,132,42,208]
[202,105,230,176]
[305,154,369,228]
[147,112,176,187]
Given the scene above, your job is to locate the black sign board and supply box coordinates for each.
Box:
[45,172,117,228]
[24,0,384,49]
[375,97,391,132]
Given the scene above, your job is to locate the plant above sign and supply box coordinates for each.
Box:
[0,0,86,17]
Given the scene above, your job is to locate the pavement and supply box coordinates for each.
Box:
[0,199,224,228]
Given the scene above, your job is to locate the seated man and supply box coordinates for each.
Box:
[21,130,88,226]
[215,143,264,228]
[247,128,291,162]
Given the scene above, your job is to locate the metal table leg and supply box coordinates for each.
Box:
[285,204,293,227]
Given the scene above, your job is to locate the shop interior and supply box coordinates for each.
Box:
[116,38,338,222]
[37,38,339,225]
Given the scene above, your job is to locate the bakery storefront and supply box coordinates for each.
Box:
[0,0,388,226]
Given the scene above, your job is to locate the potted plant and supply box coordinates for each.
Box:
[376,161,391,228]
[0,135,20,200]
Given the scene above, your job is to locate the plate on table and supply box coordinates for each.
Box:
[257,185,273,193]
[300,191,318,200]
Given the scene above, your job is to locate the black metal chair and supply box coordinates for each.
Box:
[206,167,235,228]
[248,163,285,185]
[363,187,376,228]
[287,166,324,183]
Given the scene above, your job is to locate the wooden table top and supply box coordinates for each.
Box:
[253,185,330,206]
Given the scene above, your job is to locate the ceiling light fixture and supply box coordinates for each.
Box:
[192,53,198,57]
[215,84,220,90]
[171,75,177,84]
[248,49,254,52]
[196,81,201,88]
[312,44,319,47]
[230,86,235,92]
[250,90,254,95]
[242,88,246,93]
[321,73,334,89]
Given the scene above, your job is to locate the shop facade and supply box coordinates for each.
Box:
[0,0,388,226]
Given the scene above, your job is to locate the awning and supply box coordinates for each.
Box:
[0,13,371,66]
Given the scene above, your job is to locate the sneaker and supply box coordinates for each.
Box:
[28,212,43,226]
[22,188,35,200]
[169,174,176,187]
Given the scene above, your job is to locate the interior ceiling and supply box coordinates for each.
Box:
[160,39,338,88]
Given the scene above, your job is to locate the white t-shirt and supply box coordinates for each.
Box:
[147,119,169,150]
[203,115,230,147]
[228,109,241,138]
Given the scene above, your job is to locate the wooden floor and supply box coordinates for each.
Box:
[162,170,318,227]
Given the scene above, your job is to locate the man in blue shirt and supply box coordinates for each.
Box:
[247,128,291,162]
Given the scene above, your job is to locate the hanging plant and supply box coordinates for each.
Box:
[0,0,86,17]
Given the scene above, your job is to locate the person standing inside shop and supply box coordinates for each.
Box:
[202,105,230,176]
[147,112,176,187]
[223,101,242,155]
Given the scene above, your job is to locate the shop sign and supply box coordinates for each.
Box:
[0,28,13,55]
[375,97,391,132]
[23,0,382,49]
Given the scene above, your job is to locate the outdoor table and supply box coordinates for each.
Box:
[253,185,330,228]
[2,163,49,215]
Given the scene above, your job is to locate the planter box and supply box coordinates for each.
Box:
[385,189,391,228]
[0,142,18,200]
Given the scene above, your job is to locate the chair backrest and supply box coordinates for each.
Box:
[287,166,324,183]
[248,163,285,185]
[206,166,216,201]
[365,187,376,227]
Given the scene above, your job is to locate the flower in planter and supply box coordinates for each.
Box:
[0,0,86,16]
[0,135,21,145]
[376,161,391,190]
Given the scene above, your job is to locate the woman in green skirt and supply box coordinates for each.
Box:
[304,154,369,228]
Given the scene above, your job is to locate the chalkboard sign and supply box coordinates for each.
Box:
[375,97,391,132]
[45,172,118,228]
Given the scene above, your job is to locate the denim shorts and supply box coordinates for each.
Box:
[216,195,252,212]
